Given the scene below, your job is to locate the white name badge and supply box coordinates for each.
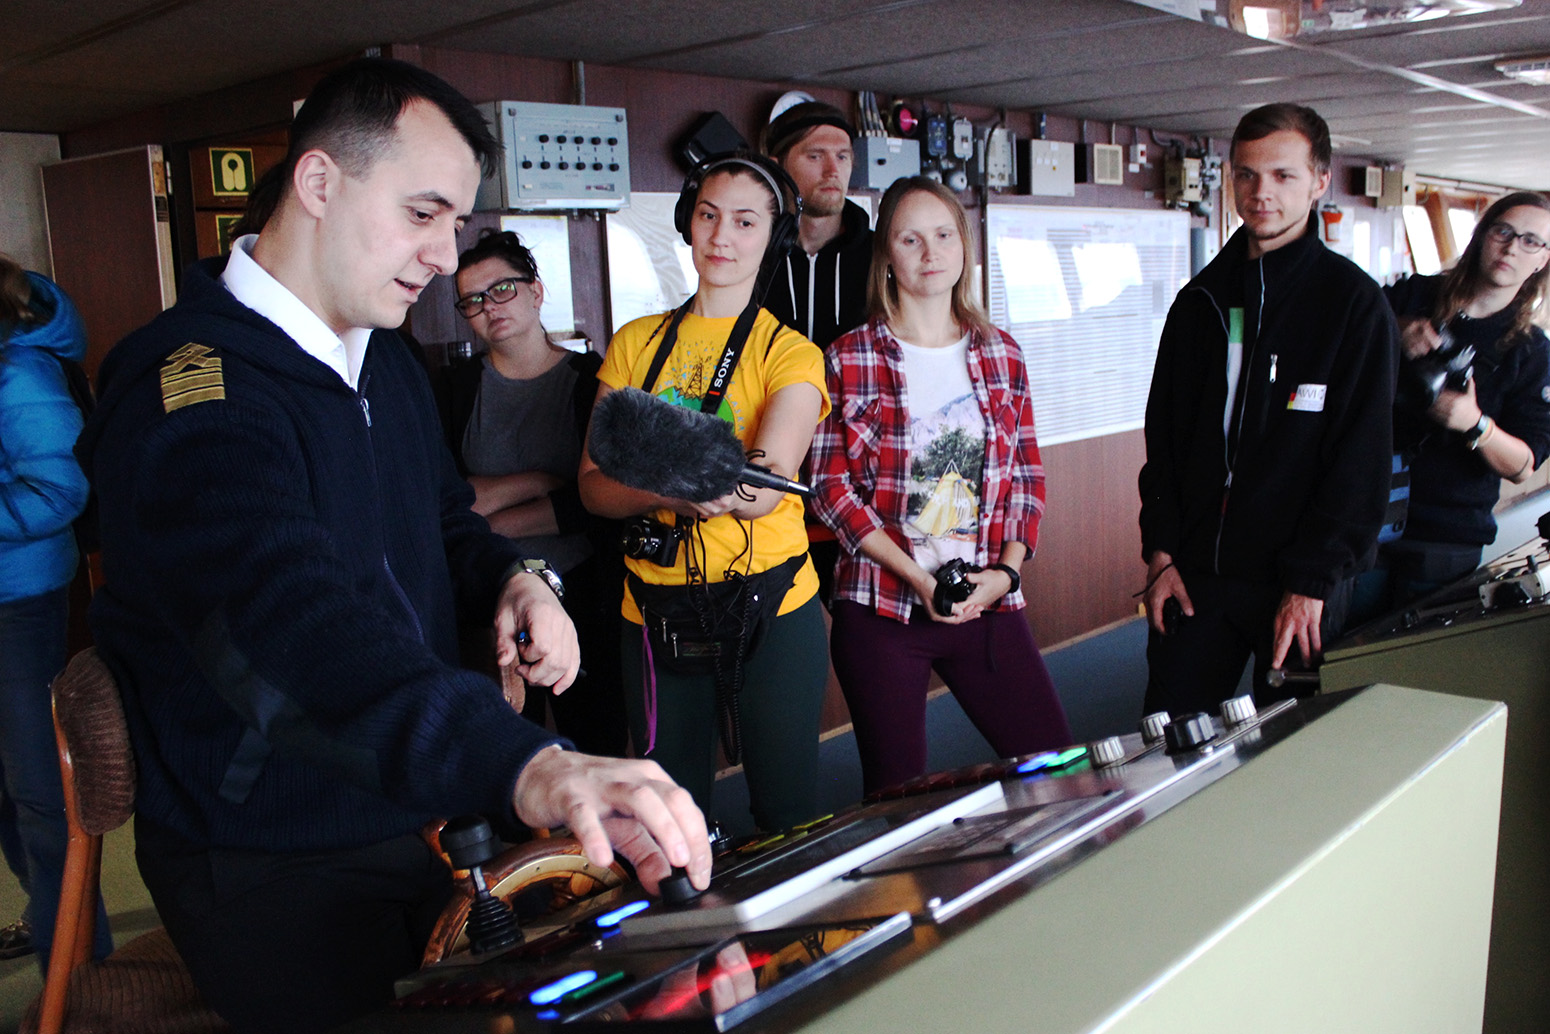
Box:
[1287,383,1327,412]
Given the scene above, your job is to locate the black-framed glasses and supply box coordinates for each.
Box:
[453,276,533,318]
[1486,221,1548,254]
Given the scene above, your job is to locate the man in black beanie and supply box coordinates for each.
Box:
[763,100,873,351]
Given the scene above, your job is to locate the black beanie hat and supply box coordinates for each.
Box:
[765,101,857,159]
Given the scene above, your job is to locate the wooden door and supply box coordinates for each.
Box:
[42,145,176,376]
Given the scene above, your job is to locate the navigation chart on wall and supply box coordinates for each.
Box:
[986,205,1190,446]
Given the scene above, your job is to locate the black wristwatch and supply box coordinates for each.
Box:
[986,562,1021,595]
[1462,414,1492,451]
[519,558,565,600]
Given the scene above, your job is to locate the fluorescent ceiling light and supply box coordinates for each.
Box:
[1496,56,1550,85]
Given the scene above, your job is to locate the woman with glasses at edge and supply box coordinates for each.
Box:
[439,230,628,757]
[809,177,1071,796]
[1353,191,1550,620]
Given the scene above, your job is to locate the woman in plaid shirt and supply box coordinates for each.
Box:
[810,177,1070,795]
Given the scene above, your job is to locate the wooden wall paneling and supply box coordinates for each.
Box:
[41,147,174,374]
[1023,431,1147,649]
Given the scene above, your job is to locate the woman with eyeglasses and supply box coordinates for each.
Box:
[1354,191,1550,618]
[439,229,628,757]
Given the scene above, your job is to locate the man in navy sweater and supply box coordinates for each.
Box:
[77,59,708,1033]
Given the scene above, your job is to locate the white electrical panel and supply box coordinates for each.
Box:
[951,118,974,160]
[1017,139,1076,196]
[1165,157,1203,204]
[477,101,630,211]
[851,136,921,191]
[1378,169,1414,209]
[985,128,1014,189]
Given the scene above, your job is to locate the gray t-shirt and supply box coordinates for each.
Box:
[461,354,593,573]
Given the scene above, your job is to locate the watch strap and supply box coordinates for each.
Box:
[987,562,1021,595]
[1464,414,1491,450]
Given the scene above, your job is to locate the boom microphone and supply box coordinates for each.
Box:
[590,387,813,503]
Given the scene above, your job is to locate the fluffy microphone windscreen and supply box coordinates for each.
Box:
[589,387,747,502]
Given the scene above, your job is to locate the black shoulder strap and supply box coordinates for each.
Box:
[641,297,761,415]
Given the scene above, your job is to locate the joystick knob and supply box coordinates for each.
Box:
[1140,711,1171,744]
[441,816,521,954]
[658,866,702,906]
[1163,712,1217,755]
[1221,694,1258,726]
[1088,736,1126,767]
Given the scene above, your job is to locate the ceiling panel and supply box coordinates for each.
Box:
[5,0,1550,186]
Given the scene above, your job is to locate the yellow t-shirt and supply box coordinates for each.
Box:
[598,307,830,622]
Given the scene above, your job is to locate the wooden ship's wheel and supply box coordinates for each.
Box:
[421,835,630,966]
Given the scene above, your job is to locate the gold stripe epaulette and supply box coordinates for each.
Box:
[161,342,225,413]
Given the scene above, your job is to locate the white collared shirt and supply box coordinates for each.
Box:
[221,234,372,390]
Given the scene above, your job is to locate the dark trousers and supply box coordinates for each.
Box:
[1143,571,1351,718]
[520,554,628,758]
[1347,538,1484,628]
[459,554,629,758]
[829,601,1073,796]
[135,816,452,1034]
[621,597,829,832]
[0,587,112,969]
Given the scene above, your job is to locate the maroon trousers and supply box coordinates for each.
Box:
[829,600,1072,795]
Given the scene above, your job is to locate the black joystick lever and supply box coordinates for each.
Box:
[659,865,703,906]
[441,816,521,954]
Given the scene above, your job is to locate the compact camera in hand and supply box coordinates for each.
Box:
[932,558,982,616]
[620,517,681,567]
[1400,323,1475,410]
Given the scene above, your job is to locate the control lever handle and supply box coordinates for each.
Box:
[1266,668,1319,690]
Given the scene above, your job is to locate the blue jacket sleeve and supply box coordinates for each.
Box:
[0,350,88,542]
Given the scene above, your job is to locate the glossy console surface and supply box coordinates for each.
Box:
[347,686,1504,1034]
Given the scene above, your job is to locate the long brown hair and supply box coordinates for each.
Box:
[1436,190,1550,346]
[0,252,34,328]
[867,177,993,340]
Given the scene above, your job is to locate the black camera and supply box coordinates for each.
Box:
[620,517,681,567]
[932,558,982,616]
[1400,323,1475,410]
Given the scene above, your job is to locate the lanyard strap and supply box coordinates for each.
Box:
[641,296,760,415]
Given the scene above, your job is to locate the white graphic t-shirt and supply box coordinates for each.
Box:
[898,334,985,573]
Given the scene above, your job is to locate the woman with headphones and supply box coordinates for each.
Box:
[579,152,830,831]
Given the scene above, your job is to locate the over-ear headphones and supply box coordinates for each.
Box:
[673,151,803,257]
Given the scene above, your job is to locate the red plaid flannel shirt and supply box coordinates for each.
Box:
[810,319,1045,622]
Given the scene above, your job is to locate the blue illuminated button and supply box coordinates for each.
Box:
[1017,751,1061,774]
[530,970,597,1006]
[536,1010,560,1021]
[594,899,651,927]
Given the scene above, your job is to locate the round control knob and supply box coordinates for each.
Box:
[1221,693,1258,726]
[659,866,702,906]
[1139,711,1171,744]
[1164,712,1217,754]
[1088,736,1126,767]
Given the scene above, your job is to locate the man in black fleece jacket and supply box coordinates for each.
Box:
[76,59,708,1033]
[1138,104,1397,716]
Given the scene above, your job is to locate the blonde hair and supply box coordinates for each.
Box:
[866,177,993,339]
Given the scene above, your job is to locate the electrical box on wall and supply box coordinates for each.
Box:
[1077,143,1125,186]
[476,101,630,211]
[1016,139,1075,196]
[984,128,1015,189]
[1164,156,1204,204]
[1352,166,1384,199]
[1378,168,1415,209]
[851,136,922,191]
